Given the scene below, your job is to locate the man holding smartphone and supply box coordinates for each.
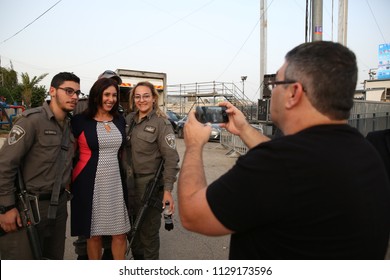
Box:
[177,41,390,260]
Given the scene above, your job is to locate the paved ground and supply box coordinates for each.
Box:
[63,138,238,260]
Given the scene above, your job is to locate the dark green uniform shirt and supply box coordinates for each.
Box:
[0,101,75,206]
[125,109,179,191]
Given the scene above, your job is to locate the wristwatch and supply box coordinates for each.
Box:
[0,205,15,214]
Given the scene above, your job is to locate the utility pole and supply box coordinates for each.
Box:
[241,76,247,101]
[312,0,323,41]
[0,56,3,87]
[338,0,348,45]
[259,0,267,99]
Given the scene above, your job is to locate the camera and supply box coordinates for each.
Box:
[195,106,228,124]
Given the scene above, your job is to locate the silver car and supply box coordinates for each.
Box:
[176,116,222,141]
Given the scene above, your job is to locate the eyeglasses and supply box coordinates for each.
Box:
[134,94,152,101]
[57,87,82,97]
[265,80,296,91]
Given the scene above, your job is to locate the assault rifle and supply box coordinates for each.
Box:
[17,170,43,260]
[126,159,164,257]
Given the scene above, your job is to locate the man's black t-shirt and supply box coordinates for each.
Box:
[206,124,390,259]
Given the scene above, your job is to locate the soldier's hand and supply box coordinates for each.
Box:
[162,190,175,214]
[0,208,22,232]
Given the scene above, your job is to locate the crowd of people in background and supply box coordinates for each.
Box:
[0,41,389,260]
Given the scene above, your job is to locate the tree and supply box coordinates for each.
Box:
[31,85,48,108]
[21,72,48,108]
[0,65,19,103]
[0,65,18,88]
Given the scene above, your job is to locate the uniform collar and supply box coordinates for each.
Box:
[135,108,157,122]
[43,100,70,127]
[42,100,55,120]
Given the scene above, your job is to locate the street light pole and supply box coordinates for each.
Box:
[241,76,247,101]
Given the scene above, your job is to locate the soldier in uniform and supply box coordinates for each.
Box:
[0,72,81,259]
[124,81,180,260]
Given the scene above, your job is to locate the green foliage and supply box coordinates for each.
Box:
[20,72,48,108]
[0,66,18,87]
[0,67,47,108]
[31,85,48,108]
[0,85,22,104]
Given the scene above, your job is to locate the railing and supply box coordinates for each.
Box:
[348,100,390,136]
[219,124,263,157]
[220,129,248,156]
[220,99,390,156]
[167,82,256,118]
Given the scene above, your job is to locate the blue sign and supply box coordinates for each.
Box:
[378,43,390,79]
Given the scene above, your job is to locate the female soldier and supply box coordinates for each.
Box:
[125,81,179,260]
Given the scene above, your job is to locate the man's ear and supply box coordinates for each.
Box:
[285,83,303,109]
[49,86,56,98]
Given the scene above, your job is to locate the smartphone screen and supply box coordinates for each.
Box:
[195,106,228,123]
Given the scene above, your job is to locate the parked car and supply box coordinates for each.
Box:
[176,116,187,138]
[166,110,181,131]
[176,116,222,141]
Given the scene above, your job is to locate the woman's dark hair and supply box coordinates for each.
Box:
[85,78,120,118]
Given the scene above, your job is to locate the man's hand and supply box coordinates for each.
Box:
[183,110,212,148]
[0,208,22,233]
[218,101,251,136]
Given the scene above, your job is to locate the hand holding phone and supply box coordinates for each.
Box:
[195,106,228,124]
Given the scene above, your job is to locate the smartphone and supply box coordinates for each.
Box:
[195,106,228,124]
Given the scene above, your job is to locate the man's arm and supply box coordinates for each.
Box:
[178,111,232,236]
[0,119,33,232]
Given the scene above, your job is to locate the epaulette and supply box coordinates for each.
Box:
[21,107,43,117]
[163,118,171,125]
[125,112,136,122]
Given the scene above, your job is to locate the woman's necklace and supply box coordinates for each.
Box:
[95,113,112,133]
[102,121,111,132]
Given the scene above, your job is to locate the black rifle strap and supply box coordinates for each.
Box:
[126,113,137,139]
[124,114,137,176]
[47,122,70,221]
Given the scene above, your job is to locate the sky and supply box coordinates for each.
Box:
[0,0,389,101]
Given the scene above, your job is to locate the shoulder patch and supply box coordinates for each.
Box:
[165,133,176,149]
[8,125,26,145]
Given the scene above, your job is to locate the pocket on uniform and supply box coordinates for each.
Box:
[136,132,157,144]
[37,134,61,163]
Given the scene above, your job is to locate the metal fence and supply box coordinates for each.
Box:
[348,100,390,136]
[220,100,390,156]
[220,129,248,156]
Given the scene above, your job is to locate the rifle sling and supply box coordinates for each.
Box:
[47,123,70,221]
